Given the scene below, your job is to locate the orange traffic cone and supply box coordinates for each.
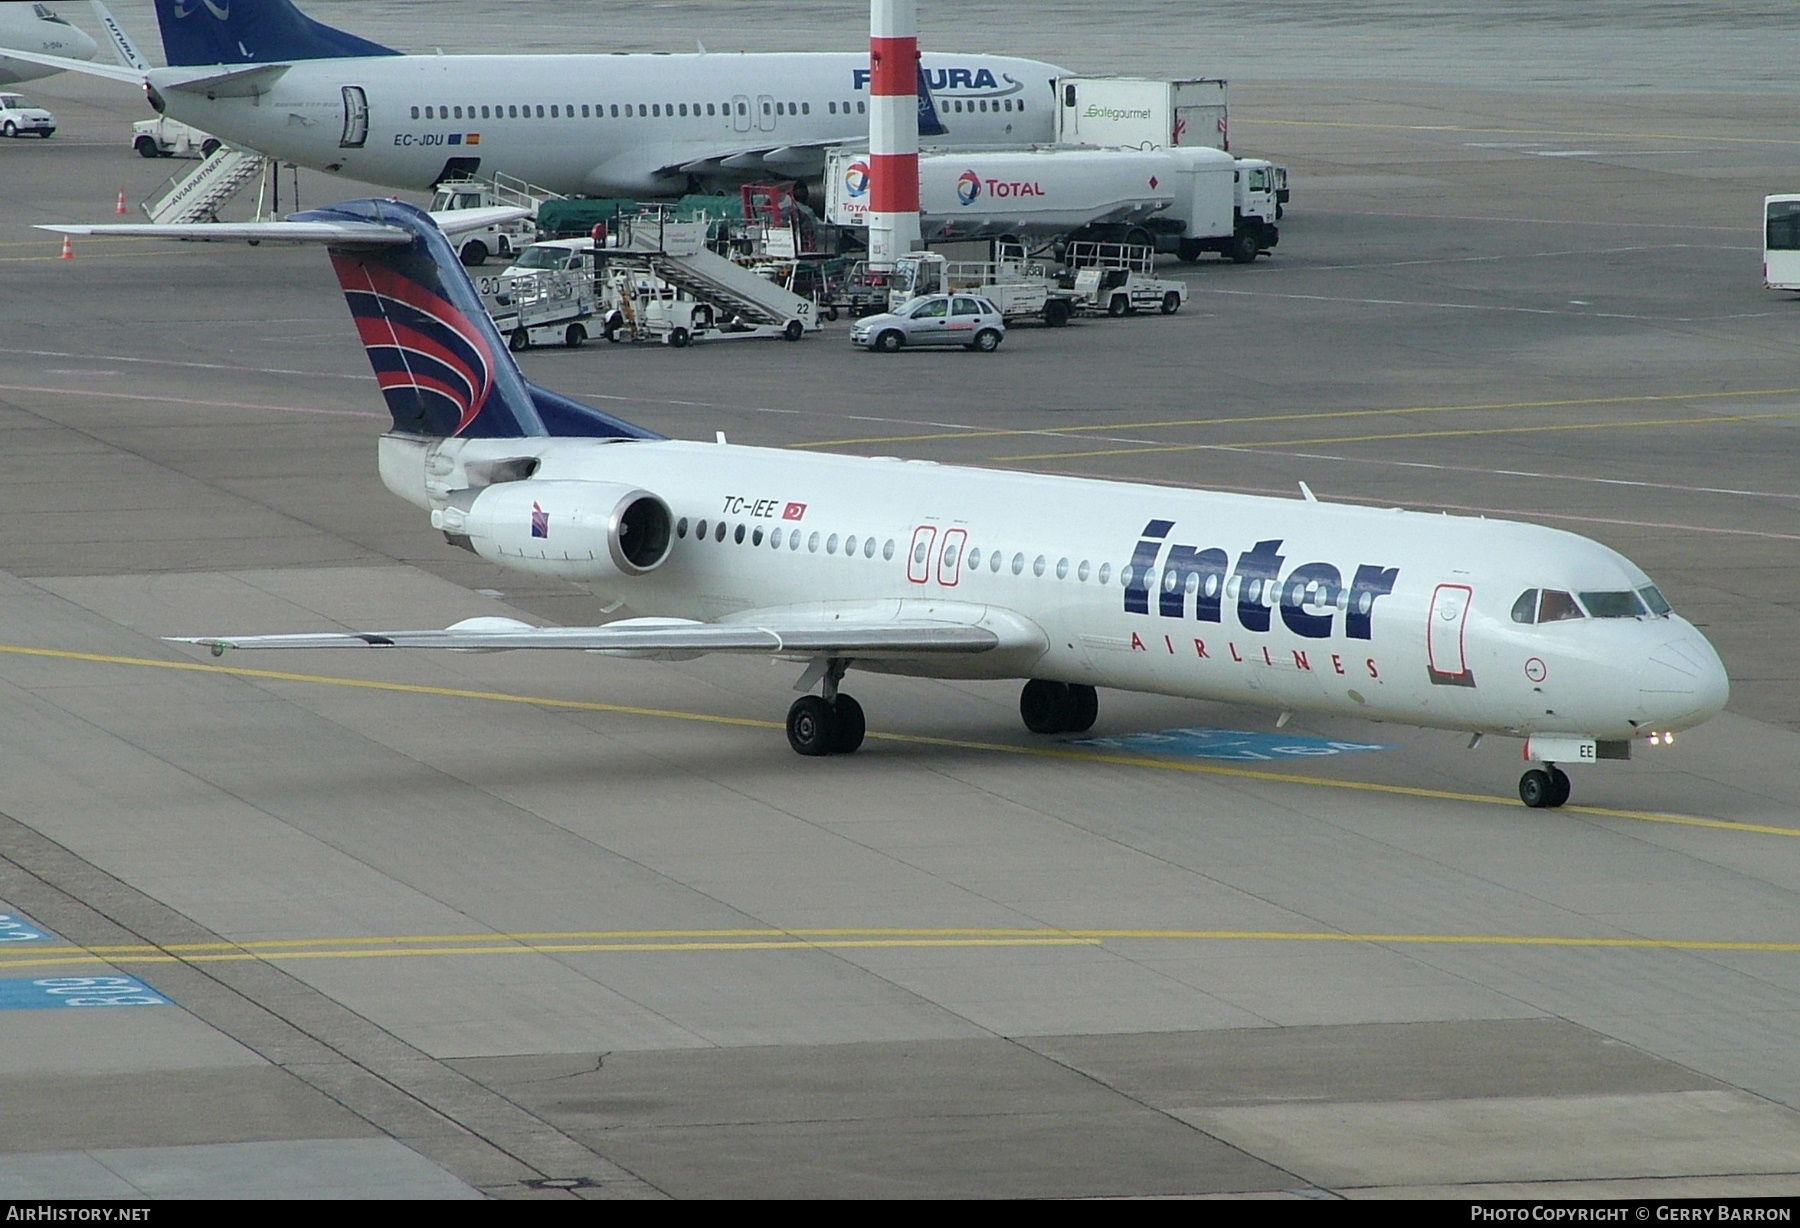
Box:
[115,190,128,215]
[58,234,74,260]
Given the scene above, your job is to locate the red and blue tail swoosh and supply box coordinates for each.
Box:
[296,199,659,441]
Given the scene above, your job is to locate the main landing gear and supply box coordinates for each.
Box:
[1019,679,1099,736]
[785,658,866,757]
[1519,765,1572,809]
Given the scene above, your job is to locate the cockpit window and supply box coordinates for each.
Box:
[1579,590,1647,619]
[1639,585,1672,616]
[1511,589,1539,624]
[1537,590,1585,623]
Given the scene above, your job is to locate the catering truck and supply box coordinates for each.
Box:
[824,144,1278,263]
[1055,76,1229,151]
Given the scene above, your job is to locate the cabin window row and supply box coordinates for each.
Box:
[410,100,860,120]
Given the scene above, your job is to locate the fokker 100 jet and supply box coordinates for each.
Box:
[9,0,1061,194]
[44,201,1730,809]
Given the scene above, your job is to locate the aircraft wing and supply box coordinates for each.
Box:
[169,614,1011,658]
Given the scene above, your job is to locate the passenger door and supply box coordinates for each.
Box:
[1427,583,1477,687]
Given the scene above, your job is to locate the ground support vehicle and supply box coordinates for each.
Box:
[1060,242,1188,316]
[1055,76,1229,151]
[482,261,598,352]
[850,294,1006,353]
[0,92,54,137]
[826,144,1277,266]
[888,244,1080,327]
[821,260,894,319]
[430,172,562,267]
[131,116,217,159]
[595,214,817,346]
[1766,195,1800,291]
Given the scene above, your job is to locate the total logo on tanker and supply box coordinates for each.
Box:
[844,160,871,199]
[956,170,1045,206]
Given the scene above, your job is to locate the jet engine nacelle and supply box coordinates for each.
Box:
[431,480,673,581]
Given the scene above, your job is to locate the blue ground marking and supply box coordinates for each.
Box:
[1072,726,1391,762]
[0,976,171,1011]
[0,909,61,946]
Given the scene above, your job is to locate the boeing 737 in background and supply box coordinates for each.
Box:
[7,0,1062,194]
[0,2,95,84]
[44,202,1731,809]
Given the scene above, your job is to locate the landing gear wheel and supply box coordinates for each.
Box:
[1228,232,1260,264]
[1520,768,1557,809]
[563,322,586,348]
[459,240,488,267]
[1065,684,1099,734]
[787,695,838,757]
[1107,295,1129,318]
[1020,679,1075,735]
[1160,291,1181,315]
[1548,766,1572,808]
[508,328,530,353]
[832,694,866,755]
[783,319,805,341]
[873,329,903,353]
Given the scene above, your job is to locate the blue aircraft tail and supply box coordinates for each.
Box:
[153,0,401,66]
[296,199,660,442]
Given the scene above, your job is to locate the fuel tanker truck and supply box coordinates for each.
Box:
[824,144,1279,264]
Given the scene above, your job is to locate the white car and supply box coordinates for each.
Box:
[850,294,1006,353]
[0,93,55,139]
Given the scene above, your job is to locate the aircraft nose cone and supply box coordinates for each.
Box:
[1641,632,1730,728]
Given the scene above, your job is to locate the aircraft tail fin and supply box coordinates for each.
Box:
[152,0,401,66]
[916,66,947,137]
[298,199,660,441]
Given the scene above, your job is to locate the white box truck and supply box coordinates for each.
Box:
[1055,77,1229,151]
[824,144,1278,263]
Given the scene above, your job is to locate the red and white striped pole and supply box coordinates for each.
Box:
[867,0,921,271]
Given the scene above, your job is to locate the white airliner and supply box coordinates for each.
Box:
[0,3,96,85]
[43,199,1730,809]
[9,0,1061,194]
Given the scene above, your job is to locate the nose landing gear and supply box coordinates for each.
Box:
[1519,765,1572,808]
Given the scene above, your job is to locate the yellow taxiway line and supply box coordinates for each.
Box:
[1,642,1792,840]
[790,387,1800,452]
[4,927,1800,974]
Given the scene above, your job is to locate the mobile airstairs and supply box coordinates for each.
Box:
[597,215,818,345]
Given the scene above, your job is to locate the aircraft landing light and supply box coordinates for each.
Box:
[6,930,1800,978]
[1072,727,1389,762]
[1,642,1792,840]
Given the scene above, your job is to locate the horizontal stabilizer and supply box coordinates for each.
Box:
[165,63,292,97]
[36,208,526,247]
[38,220,414,245]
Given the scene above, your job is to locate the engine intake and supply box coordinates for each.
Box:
[431,480,672,580]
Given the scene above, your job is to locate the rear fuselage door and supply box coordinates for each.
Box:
[340,84,369,148]
[757,94,778,133]
[732,94,751,133]
[1427,583,1477,687]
